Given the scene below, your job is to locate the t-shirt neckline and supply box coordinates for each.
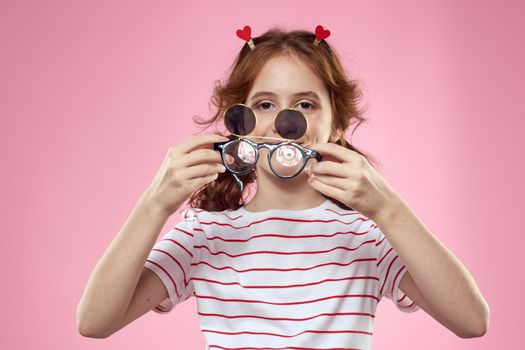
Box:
[238,198,332,217]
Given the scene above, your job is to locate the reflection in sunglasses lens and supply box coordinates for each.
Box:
[270,144,304,177]
[223,140,256,173]
[275,109,307,140]
[224,105,256,136]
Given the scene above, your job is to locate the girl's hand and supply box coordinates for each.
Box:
[143,133,230,215]
[305,142,399,220]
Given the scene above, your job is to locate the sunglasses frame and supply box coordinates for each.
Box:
[213,137,323,192]
[222,102,311,142]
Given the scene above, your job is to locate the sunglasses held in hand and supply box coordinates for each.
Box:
[213,103,323,191]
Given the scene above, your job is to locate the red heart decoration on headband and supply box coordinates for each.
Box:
[236,25,252,42]
[315,25,330,41]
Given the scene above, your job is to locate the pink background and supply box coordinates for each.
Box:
[1,0,523,348]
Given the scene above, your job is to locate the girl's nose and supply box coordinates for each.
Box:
[253,118,281,143]
[270,117,279,136]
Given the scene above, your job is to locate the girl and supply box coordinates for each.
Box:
[77,26,490,349]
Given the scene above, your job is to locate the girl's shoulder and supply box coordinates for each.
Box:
[179,205,243,222]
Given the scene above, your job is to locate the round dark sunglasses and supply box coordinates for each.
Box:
[213,103,323,191]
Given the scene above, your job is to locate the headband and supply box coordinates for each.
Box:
[236,25,331,50]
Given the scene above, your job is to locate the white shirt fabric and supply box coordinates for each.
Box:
[144,198,419,349]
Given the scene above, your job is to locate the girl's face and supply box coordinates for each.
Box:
[244,54,339,180]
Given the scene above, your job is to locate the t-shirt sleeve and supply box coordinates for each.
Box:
[372,223,420,313]
[144,208,202,314]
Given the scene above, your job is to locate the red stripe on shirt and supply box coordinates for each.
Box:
[145,259,180,299]
[158,238,194,258]
[194,293,380,305]
[197,311,375,321]
[201,328,373,338]
[190,275,379,289]
[151,248,189,286]
[195,240,375,258]
[191,257,376,274]
[400,301,415,308]
[376,247,393,266]
[390,265,407,297]
[208,345,363,350]
[375,235,386,247]
[380,255,399,296]
[199,216,372,230]
[174,226,194,237]
[398,293,408,303]
[205,229,371,243]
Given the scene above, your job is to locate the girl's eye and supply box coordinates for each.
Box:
[254,101,316,110]
[254,102,273,110]
[297,101,316,110]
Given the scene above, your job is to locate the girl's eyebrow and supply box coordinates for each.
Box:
[249,91,321,102]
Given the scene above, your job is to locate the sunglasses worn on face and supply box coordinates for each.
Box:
[213,103,323,191]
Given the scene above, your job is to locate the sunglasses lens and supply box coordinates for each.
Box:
[270,144,305,177]
[222,139,256,173]
[224,104,256,136]
[274,109,307,140]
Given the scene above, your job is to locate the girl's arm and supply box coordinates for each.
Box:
[76,192,174,338]
[304,141,489,337]
[372,195,490,338]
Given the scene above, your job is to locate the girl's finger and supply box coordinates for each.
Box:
[309,173,350,191]
[309,160,350,177]
[181,163,226,180]
[180,148,223,167]
[308,174,346,200]
[308,142,355,163]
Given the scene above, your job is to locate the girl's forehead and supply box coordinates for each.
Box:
[256,54,314,77]
[249,56,327,99]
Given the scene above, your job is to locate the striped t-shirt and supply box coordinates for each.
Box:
[144,198,419,349]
